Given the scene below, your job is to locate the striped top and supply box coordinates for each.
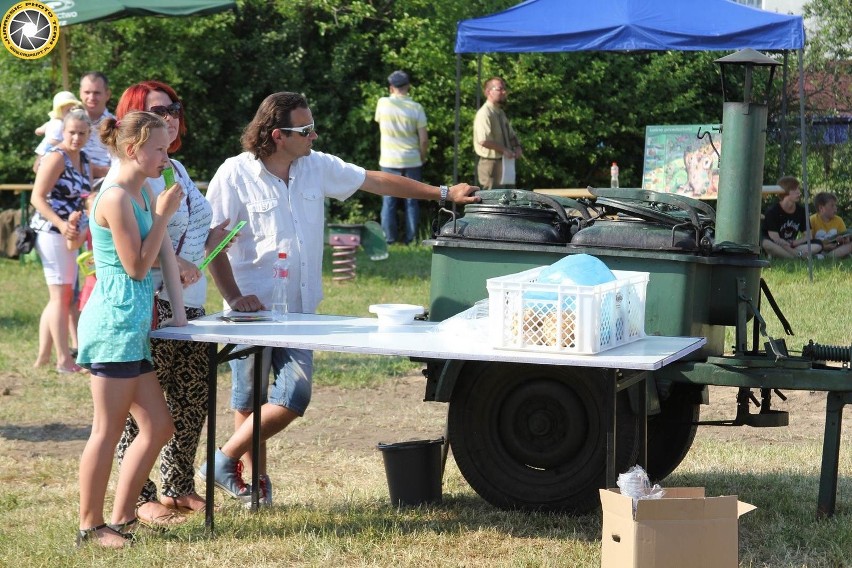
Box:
[375,94,427,169]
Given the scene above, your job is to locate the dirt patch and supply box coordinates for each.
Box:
[0,371,845,462]
[0,371,448,461]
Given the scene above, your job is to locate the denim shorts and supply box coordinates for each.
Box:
[87,359,155,379]
[230,347,313,415]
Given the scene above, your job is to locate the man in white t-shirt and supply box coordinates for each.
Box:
[79,71,114,180]
[199,91,479,505]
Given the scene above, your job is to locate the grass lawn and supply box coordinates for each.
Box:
[0,247,849,567]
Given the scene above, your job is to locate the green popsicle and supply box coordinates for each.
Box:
[198,221,247,270]
[162,166,175,187]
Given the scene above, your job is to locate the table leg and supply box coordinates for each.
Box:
[607,370,649,489]
[605,370,616,489]
[205,342,218,534]
[250,349,262,511]
[203,342,250,533]
[637,375,647,470]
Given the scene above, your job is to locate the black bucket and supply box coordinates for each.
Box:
[377,437,444,506]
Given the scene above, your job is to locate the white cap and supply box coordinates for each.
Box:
[49,91,82,119]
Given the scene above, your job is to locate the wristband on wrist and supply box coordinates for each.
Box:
[439,185,448,208]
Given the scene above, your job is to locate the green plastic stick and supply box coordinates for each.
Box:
[162,166,175,187]
[198,221,246,270]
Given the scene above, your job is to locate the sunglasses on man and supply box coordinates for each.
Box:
[277,123,315,137]
[149,102,182,119]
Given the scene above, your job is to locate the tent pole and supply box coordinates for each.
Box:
[779,51,788,177]
[60,29,69,90]
[454,54,461,185]
[476,55,482,109]
[473,55,482,186]
[798,48,813,282]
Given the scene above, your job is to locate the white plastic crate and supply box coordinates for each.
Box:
[486,267,649,354]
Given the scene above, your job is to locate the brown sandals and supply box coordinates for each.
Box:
[160,493,207,514]
[135,502,187,529]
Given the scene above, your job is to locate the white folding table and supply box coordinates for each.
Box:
[151,312,706,531]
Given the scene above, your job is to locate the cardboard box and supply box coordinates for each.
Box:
[599,487,756,568]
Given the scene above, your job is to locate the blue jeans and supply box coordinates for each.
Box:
[380,166,422,244]
[230,347,313,415]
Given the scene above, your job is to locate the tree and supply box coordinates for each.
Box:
[0,1,755,219]
[794,0,852,215]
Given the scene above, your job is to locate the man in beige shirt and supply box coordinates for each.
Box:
[473,76,522,189]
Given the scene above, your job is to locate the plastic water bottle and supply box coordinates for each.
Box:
[271,251,289,322]
[610,162,619,188]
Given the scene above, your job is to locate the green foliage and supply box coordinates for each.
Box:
[1,0,849,218]
[804,0,852,62]
[0,58,54,183]
[764,0,852,217]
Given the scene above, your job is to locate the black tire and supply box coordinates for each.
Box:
[448,362,639,513]
[645,384,701,481]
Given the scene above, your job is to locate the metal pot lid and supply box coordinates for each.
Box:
[469,189,591,222]
[462,203,563,222]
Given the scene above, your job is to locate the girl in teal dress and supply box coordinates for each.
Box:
[75,111,187,548]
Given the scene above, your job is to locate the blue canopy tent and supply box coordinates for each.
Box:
[452,0,808,202]
[455,0,804,53]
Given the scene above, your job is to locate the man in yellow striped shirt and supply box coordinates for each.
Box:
[375,70,428,244]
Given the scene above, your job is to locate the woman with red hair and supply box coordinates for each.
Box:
[108,81,231,529]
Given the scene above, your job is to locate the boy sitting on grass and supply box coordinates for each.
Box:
[760,176,822,259]
[810,191,851,259]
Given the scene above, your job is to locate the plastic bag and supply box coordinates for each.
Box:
[525,254,616,302]
[536,253,616,287]
[433,298,490,336]
[616,465,665,516]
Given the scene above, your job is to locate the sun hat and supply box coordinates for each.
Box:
[48,91,82,119]
[387,70,410,87]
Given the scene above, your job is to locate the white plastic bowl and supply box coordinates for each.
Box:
[368,303,424,326]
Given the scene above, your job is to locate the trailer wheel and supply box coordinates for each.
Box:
[646,384,700,481]
[448,362,639,513]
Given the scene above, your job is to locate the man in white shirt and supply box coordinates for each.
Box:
[79,71,114,180]
[199,91,479,505]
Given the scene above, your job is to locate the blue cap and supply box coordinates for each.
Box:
[388,70,410,87]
